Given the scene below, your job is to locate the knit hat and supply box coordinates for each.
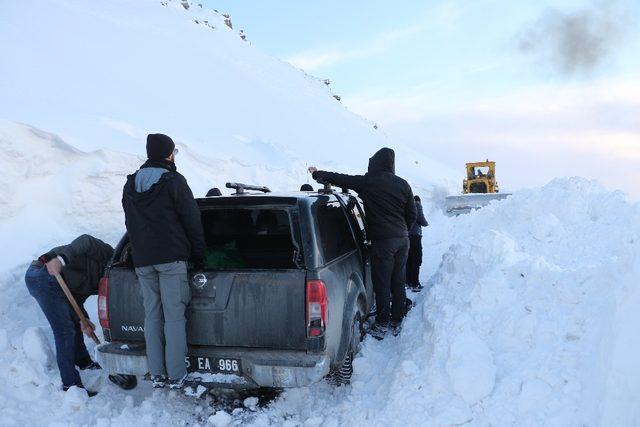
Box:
[146,133,175,160]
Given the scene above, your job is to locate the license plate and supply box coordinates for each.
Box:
[186,356,241,374]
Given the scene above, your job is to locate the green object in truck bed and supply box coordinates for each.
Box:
[204,241,246,269]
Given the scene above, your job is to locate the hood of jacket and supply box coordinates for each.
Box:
[367,147,395,175]
[123,164,177,206]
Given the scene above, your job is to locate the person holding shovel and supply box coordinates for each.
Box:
[24,234,113,396]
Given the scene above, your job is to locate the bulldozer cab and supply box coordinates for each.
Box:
[463,161,499,194]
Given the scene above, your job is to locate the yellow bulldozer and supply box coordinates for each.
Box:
[463,161,499,194]
[445,160,510,215]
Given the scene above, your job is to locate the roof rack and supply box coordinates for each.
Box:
[319,182,333,194]
[318,182,349,195]
[225,182,271,195]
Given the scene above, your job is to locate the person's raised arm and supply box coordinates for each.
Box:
[308,166,366,193]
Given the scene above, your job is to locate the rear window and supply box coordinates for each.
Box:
[313,199,357,263]
[201,208,299,270]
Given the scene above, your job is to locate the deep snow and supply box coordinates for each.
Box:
[1,0,639,426]
[243,178,640,427]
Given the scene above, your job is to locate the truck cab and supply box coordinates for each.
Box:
[96,185,373,389]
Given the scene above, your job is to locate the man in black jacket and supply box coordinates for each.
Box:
[407,195,429,292]
[24,234,113,396]
[122,133,205,389]
[309,147,417,339]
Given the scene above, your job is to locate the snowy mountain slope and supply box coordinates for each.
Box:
[0,0,456,197]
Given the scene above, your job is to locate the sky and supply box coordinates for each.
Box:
[204,0,640,198]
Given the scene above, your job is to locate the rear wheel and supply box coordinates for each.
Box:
[328,312,363,386]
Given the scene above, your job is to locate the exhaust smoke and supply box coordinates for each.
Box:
[517,1,635,75]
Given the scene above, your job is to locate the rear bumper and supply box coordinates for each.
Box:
[96,342,330,388]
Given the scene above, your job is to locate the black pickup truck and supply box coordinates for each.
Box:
[96,184,373,389]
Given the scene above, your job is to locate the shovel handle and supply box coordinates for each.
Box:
[54,274,101,345]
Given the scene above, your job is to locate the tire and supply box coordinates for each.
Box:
[328,312,363,386]
[108,374,138,390]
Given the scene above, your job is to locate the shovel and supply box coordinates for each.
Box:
[53,273,101,345]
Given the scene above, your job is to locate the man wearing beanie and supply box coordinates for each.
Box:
[122,133,205,390]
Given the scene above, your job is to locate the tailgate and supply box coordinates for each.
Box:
[188,270,307,350]
[107,267,308,350]
[107,267,145,342]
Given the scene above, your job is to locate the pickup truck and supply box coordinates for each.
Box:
[96,184,373,389]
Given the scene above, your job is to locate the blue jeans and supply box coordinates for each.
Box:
[24,264,92,387]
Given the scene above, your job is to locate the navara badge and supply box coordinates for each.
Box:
[192,273,208,289]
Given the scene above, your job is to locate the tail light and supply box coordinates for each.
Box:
[98,277,109,329]
[306,280,328,337]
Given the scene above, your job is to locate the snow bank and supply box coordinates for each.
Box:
[248,178,640,426]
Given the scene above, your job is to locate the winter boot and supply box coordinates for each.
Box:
[410,283,424,293]
[151,375,167,388]
[405,297,414,315]
[367,322,388,340]
[168,374,188,390]
[390,321,402,337]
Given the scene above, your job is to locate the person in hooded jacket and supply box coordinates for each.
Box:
[406,195,428,292]
[308,147,417,339]
[122,133,205,390]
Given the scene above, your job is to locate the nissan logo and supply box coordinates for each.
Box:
[192,273,208,289]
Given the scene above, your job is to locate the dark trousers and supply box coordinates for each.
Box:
[371,237,409,324]
[24,264,92,387]
[406,235,423,286]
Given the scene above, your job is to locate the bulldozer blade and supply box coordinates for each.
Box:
[445,193,510,216]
